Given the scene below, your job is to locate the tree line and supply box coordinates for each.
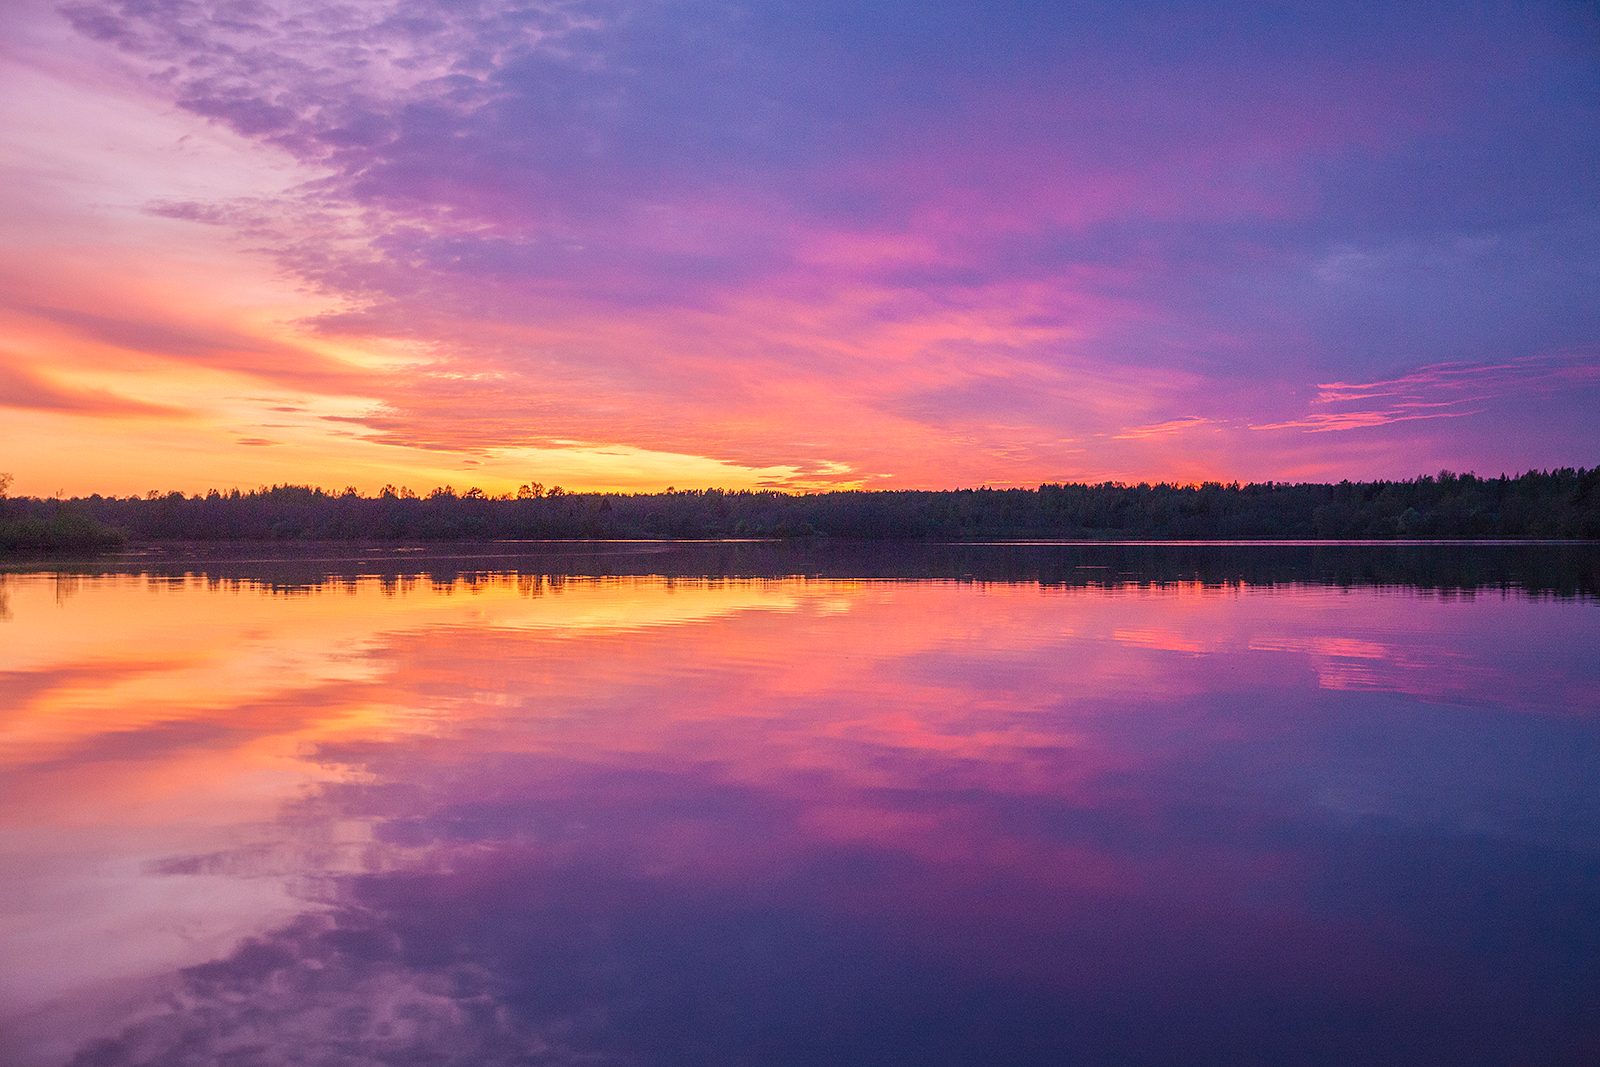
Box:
[2,468,1597,552]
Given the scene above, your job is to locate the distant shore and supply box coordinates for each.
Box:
[2,468,1596,554]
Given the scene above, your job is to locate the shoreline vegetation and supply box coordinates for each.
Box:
[1,468,1596,555]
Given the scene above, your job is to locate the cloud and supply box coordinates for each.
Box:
[1252,409,1481,433]
[12,304,376,393]
[1252,352,1599,433]
[0,358,184,416]
[1311,353,1600,405]
[29,0,1600,484]
[1112,416,1215,441]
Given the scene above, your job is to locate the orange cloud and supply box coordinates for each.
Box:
[0,358,184,417]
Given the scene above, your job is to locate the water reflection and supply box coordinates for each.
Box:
[26,538,1600,596]
[1,551,1597,1065]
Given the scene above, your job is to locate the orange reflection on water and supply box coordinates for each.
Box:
[1,569,1597,1062]
[2,574,1590,823]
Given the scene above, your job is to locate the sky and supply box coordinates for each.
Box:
[1,0,1596,496]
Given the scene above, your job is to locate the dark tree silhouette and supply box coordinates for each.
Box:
[3,468,1597,555]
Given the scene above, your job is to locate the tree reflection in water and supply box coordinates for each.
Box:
[0,545,1594,1066]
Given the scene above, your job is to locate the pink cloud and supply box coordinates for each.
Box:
[1,0,1592,490]
[1252,353,1598,433]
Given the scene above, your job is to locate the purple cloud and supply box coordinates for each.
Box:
[35,0,1600,482]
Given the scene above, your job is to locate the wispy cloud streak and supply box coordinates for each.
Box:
[0,357,183,417]
[0,0,1593,489]
[1253,353,1600,433]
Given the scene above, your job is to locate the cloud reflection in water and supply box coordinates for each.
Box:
[0,568,1596,1065]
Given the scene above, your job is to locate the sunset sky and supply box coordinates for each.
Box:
[2,0,1596,496]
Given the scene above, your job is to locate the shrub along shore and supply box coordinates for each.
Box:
[1,468,1596,553]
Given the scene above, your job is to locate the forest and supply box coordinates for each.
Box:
[2,468,1597,553]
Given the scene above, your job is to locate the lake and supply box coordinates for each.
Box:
[2,542,1598,1065]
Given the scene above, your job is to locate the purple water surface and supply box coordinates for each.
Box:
[2,547,1597,1065]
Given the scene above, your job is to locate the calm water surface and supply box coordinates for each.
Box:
[2,544,1598,1065]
